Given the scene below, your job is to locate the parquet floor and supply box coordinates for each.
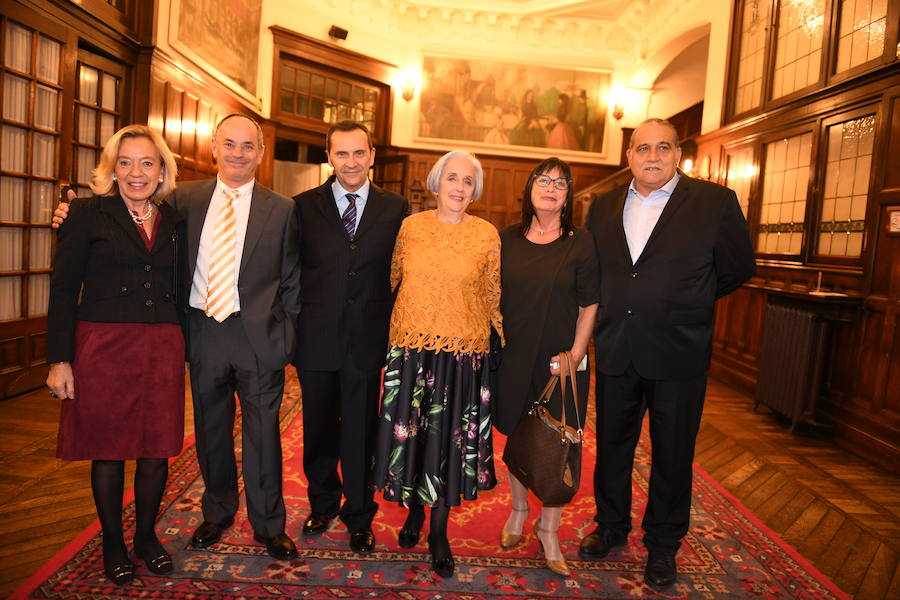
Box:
[0,378,898,599]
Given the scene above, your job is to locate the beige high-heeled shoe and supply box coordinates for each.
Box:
[534,519,571,577]
[499,506,529,548]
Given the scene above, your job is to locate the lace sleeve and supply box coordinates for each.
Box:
[485,232,504,345]
[390,221,406,293]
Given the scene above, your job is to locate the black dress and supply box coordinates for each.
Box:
[493,225,600,435]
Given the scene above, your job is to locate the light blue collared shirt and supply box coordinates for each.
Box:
[331,178,370,228]
[623,173,680,264]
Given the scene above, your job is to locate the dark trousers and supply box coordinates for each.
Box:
[298,357,380,531]
[188,309,286,538]
[593,363,707,554]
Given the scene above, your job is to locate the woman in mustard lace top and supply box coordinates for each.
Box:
[373,150,503,578]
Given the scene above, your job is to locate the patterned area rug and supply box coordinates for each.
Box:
[12,370,848,599]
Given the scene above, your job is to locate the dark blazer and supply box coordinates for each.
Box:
[293,177,408,371]
[47,194,182,363]
[586,174,755,380]
[174,179,301,371]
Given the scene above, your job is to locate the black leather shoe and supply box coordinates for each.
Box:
[190,519,234,548]
[578,527,626,559]
[644,551,677,588]
[302,510,339,537]
[349,528,376,554]
[254,532,298,560]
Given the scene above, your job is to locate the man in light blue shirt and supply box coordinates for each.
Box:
[582,118,755,589]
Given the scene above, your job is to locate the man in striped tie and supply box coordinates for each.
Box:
[176,114,302,561]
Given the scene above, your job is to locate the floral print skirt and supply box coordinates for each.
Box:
[373,345,497,507]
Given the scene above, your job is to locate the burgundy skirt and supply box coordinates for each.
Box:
[57,321,185,461]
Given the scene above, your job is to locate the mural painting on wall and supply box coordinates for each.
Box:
[175,0,262,94]
[418,56,611,155]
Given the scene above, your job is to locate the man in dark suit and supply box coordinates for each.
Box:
[292,121,407,554]
[581,118,755,588]
[177,114,301,561]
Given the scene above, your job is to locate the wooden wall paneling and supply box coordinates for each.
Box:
[710,286,764,394]
[257,120,276,189]
[870,207,900,411]
[181,94,198,170]
[884,303,900,414]
[196,101,214,177]
[164,83,183,158]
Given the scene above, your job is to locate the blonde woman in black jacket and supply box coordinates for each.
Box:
[47,125,183,586]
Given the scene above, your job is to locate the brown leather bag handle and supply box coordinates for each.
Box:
[531,351,584,442]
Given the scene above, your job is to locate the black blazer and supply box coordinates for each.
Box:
[174,179,302,371]
[586,174,755,380]
[293,177,408,371]
[47,194,182,363]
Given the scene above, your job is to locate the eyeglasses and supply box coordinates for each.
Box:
[534,175,570,190]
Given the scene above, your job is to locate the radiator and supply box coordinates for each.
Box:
[754,303,830,432]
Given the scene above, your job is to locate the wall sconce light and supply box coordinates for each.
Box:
[682,158,694,175]
[608,85,628,120]
[396,69,421,103]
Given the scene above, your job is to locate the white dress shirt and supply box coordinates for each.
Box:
[622,173,680,264]
[189,177,255,313]
[332,178,370,226]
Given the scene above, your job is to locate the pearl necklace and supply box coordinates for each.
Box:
[129,203,154,224]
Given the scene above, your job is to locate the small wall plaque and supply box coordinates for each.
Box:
[889,208,900,235]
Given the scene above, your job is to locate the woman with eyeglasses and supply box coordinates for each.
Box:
[492,157,599,577]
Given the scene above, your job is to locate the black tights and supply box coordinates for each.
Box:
[405,503,452,552]
[91,458,168,561]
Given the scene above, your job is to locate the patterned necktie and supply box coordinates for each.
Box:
[342,193,358,238]
[205,189,238,322]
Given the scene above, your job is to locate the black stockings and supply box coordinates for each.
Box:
[134,458,168,555]
[91,460,127,562]
[91,458,169,559]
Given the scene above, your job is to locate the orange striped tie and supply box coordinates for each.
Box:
[205,189,238,322]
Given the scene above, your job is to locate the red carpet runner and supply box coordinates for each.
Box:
[11,370,848,599]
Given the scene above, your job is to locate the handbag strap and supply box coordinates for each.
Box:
[562,350,583,437]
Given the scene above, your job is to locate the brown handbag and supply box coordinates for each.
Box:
[502,351,584,505]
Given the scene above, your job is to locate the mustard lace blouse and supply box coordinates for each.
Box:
[389,210,503,355]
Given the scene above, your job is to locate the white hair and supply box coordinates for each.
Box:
[426,150,484,200]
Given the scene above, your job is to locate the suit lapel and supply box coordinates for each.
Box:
[611,187,633,266]
[354,184,387,241]
[635,175,690,266]
[314,181,348,238]
[101,195,148,254]
[240,183,274,277]
[187,180,216,275]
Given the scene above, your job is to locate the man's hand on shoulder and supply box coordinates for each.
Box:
[50,189,76,229]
